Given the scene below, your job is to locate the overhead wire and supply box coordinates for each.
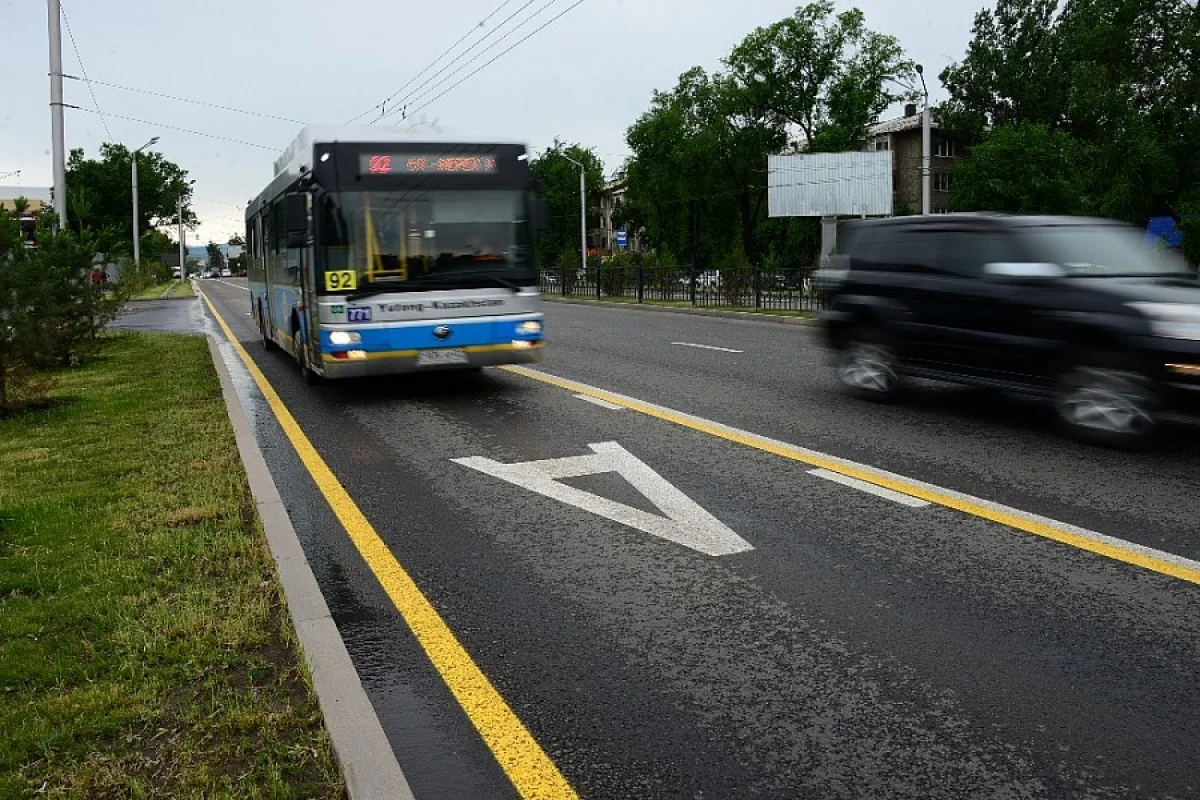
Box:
[72,108,277,150]
[345,0,519,124]
[62,76,312,126]
[373,0,551,124]
[402,0,587,118]
[59,1,114,143]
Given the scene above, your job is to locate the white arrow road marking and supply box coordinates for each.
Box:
[808,469,931,508]
[453,442,753,557]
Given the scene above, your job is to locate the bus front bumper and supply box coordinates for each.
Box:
[319,341,543,379]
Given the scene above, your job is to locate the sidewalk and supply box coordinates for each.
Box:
[542,294,822,326]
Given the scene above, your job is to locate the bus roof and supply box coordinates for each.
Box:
[272,125,528,178]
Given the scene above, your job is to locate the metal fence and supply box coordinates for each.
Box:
[539,264,830,313]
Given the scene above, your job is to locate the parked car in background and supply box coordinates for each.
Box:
[815,213,1200,448]
[220,268,231,278]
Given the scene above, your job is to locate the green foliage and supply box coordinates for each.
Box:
[206,241,226,270]
[943,0,1199,255]
[1178,189,1200,268]
[0,211,126,411]
[719,247,754,306]
[938,0,1066,138]
[624,2,908,272]
[728,1,916,151]
[530,140,605,266]
[599,255,632,297]
[64,143,196,256]
[950,123,1086,214]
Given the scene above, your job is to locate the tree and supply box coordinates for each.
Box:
[64,143,197,260]
[227,234,247,274]
[530,140,605,267]
[206,242,225,270]
[726,1,917,151]
[938,0,1066,140]
[949,123,1086,214]
[0,207,123,411]
[942,0,1199,235]
[624,2,909,269]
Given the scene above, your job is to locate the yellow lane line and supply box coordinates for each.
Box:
[500,365,1200,587]
[200,290,578,800]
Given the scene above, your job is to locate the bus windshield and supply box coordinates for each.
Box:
[320,189,533,293]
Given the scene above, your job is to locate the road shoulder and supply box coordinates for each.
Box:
[207,336,415,800]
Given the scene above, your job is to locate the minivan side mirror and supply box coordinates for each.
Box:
[284,193,309,248]
[983,262,1066,280]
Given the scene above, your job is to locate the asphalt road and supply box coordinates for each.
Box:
[199,278,1200,800]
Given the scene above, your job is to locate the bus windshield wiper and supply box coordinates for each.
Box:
[416,271,527,291]
[346,287,399,302]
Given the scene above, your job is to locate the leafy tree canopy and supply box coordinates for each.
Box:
[64,143,197,261]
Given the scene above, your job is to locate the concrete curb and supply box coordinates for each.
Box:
[206,338,415,800]
[542,295,821,327]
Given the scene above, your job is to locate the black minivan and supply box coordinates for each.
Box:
[816,213,1200,447]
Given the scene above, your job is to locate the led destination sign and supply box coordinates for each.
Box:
[360,153,498,176]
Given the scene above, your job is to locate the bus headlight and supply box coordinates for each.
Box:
[516,321,543,335]
[330,331,361,345]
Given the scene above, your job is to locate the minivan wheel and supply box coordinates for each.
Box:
[838,328,902,401]
[1053,364,1157,447]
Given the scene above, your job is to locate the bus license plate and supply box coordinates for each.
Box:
[417,348,468,366]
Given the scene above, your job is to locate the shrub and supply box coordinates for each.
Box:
[719,247,754,307]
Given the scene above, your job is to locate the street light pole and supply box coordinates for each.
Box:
[562,154,587,290]
[917,64,931,216]
[131,136,159,265]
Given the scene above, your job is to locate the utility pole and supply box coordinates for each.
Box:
[132,137,159,266]
[47,0,67,226]
[177,179,194,279]
[177,195,186,280]
[563,154,587,292]
[917,64,931,216]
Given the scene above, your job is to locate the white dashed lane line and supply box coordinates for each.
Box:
[671,342,744,354]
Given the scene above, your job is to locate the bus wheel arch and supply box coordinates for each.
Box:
[292,311,319,385]
[260,299,277,351]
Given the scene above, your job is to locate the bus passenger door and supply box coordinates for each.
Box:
[284,193,315,357]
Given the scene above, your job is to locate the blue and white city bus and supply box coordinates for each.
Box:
[246,126,545,382]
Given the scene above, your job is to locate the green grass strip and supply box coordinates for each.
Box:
[0,332,342,798]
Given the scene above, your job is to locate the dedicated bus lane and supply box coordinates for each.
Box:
[198,278,1200,800]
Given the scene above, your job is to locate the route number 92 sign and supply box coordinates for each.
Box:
[324,270,357,291]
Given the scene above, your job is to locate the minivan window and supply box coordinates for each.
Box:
[854,225,939,273]
[937,230,1028,278]
[1022,224,1188,277]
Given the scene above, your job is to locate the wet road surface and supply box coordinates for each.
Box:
[198,279,1200,799]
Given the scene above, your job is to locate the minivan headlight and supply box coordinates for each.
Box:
[1128,302,1200,340]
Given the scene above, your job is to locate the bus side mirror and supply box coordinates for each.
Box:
[284,193,308,248]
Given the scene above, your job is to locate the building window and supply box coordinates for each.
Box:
[935,138,955,158]
[934,173,953,192]
[874,136,890,152]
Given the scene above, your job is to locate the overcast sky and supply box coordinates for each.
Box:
[1,0,984,243]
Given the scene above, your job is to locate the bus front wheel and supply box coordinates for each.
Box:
[260,303,278,351]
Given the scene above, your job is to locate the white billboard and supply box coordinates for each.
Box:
[768,151,892,218]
